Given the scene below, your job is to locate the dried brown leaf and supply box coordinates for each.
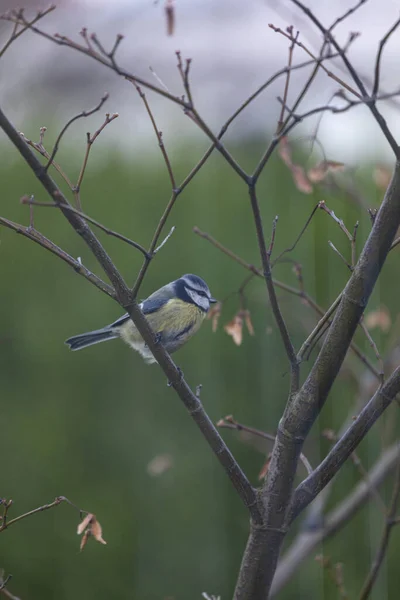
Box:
[224,314,243,346]
[365,305,391,332]
[165,0,175,36]
[147,454,173,476]
[373,165,392,190]
[80,530,90,552]
[278,136,292,166]
[307,160,345,183]
[77,513,93,535]
[242,310,255,336]
[91,517,107,545]
[77,513,107,550]
[291,165,313,194]
[207,302,222,332]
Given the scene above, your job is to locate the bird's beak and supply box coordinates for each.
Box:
[210,297,217,304]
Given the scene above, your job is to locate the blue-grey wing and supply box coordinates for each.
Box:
[109,295,170,330]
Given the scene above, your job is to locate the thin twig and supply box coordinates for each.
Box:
[248,184,299,393]
[319,200,352,240]
[74,112,119,208]
[0,496,80,532]
[329,0,367,32]
[20,196,149,258]
[194,226,381,381]
[154,226,175,253]
[0,6,56,59]
[218,416,313,476]
[359,320,384,382]
[268,23,362,99]
[131,82,176,189]
[372,17,400,97]
[328,240,353,271]
[0,215,115,298]
[267,216,279,258]
[20,129,74,189]
[252,35,336,181]
[298,294,342,361]
[351,221,359,268]
[276,27,298,133]
[176,51,194,107]
[44,94,110,172]
[0,574,12,592]
[289,0,400,157]
[272,203,319,266]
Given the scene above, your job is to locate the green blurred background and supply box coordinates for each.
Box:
[1,128,399,599]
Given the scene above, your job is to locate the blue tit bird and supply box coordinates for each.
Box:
[65,274,217,364]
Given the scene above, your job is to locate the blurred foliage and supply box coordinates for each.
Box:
[0,128,399,600]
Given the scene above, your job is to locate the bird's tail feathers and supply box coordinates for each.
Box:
[65,327,118,351]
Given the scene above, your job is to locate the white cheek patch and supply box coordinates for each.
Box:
[186,287,210,311]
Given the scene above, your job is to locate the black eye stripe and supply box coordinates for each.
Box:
[186,286,207,296]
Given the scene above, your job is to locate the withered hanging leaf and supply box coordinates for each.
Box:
[77,513,107,550]
[242,310,255,336]
[365,306,391,332]
[207,302,222,332]
[307,160,345,183]
[165,0,175,36]
[80,530,90,552]
[278,136,313,194]
[291,165,313,194]
[278,136,292,166]
[77,513,93,535]
[224,314,243,346]
[91,517,106,545]
[373,165,392,190]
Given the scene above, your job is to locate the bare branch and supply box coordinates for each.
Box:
[373,16,400,97]
[0,215,115,298]
[289,0,400,157]
[154,226,175,254]
[20,196,150,258]
[271,443,400,596]
[74,112,119,208]
[276,27,298,133]
[358,451,400,600]
[272,203,319,266]
[0,104,259,520]
[0,5,56,58]
[194,226,382,381]
[248,185,299,392]
[328,240,353,270]
[269,23,362,99]
[20,128,74,189]
[44,94,110,172]
[0,496,80,532]
[217,415,313,476]
[292,365,400,520]
[132,82,176,189]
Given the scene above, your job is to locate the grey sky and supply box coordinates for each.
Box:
[1,0,400,163]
